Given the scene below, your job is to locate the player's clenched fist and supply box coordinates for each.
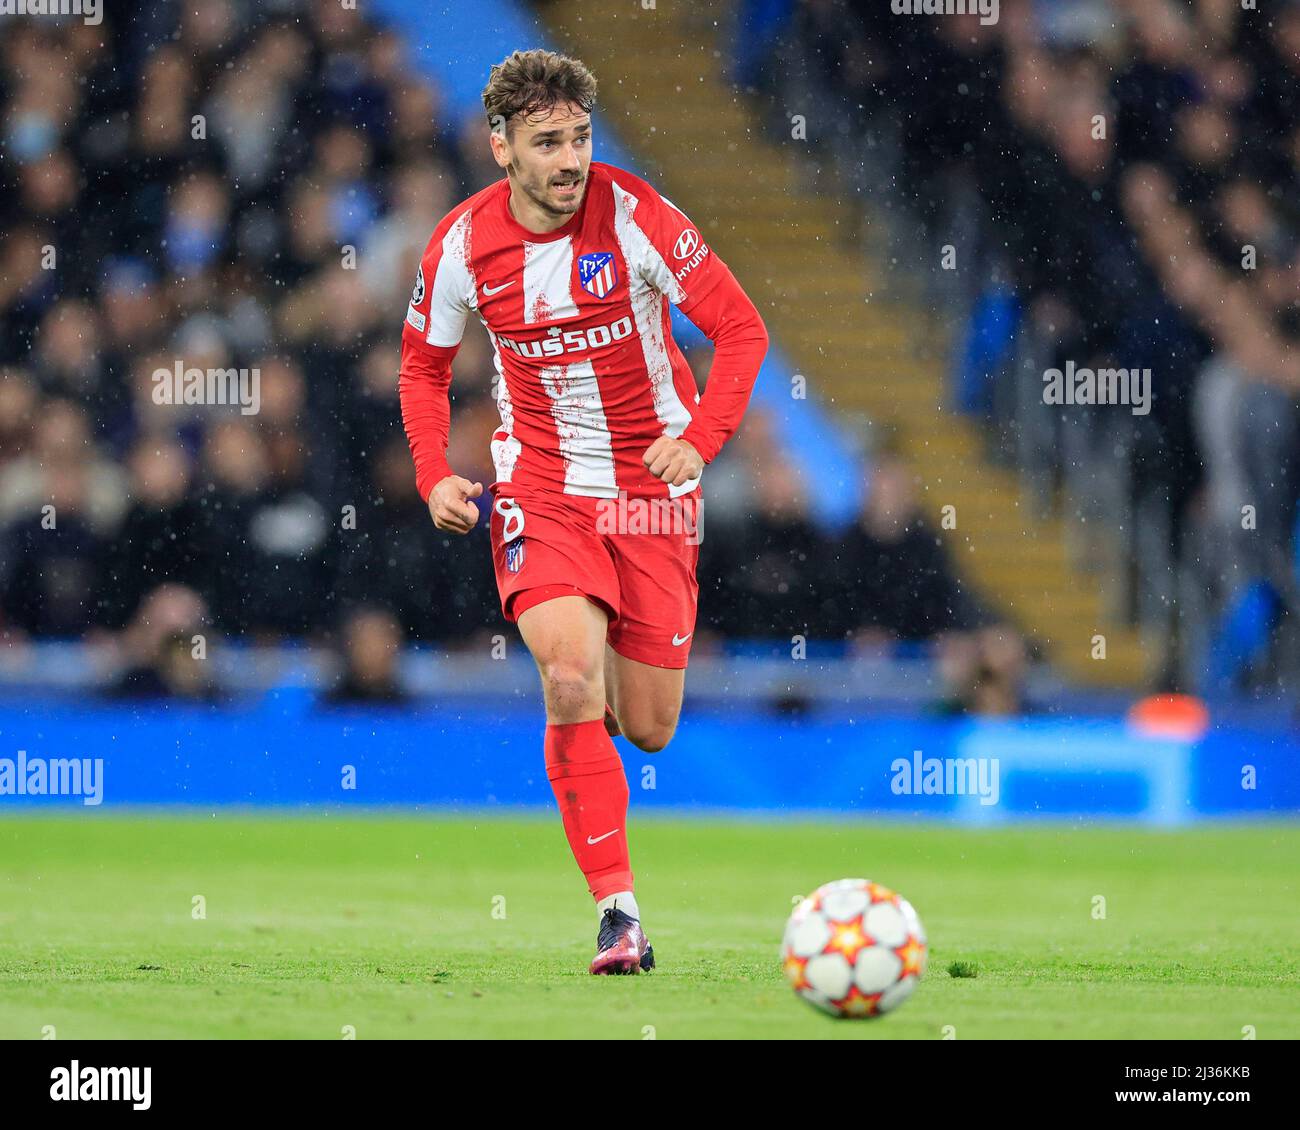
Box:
[642,436,703,487]
[429,475,483,534]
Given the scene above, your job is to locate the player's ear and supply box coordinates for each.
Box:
[488,115,510,168]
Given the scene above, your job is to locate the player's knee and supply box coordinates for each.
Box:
[622,719,676,753]
[540,658,602,719]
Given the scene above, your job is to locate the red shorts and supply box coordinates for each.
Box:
[488,486,702,669]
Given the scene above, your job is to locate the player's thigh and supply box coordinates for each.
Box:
[603,493,700,678]
[517,594,609,719]
[489,493,619,628]
[605,647,685,752]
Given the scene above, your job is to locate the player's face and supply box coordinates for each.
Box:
[495,101,592,218]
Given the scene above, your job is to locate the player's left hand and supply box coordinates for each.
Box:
[642,436,703,487]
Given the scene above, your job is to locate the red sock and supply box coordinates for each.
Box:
[544,719,633,901]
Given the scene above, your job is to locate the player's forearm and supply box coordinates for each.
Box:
[398,337,456,502]
[679,268,769,463]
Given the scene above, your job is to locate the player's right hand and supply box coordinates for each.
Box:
[428,475,483,534]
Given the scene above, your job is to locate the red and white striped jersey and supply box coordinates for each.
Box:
[402,161,729,500]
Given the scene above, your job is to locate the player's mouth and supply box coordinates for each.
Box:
[552,176,582,199]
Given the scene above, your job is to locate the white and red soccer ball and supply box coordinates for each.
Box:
[782,878,927,1018]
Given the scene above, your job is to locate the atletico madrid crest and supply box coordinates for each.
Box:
[505,538,526,574]
[578,252,618,299]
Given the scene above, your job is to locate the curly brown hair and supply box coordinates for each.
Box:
[482,49,598,139]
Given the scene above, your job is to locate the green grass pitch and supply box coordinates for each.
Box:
[1,815,1296,1039]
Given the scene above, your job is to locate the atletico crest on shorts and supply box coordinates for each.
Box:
[505,538,526,574]
[578,252,618,299]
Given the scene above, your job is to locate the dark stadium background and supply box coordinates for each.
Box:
[1,0,1298,818]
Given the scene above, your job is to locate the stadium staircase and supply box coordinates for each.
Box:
[537,0,1152,688]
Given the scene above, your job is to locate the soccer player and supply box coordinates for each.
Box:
[399,49,769,973]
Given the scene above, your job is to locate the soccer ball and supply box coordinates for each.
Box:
[781,878,927,1018]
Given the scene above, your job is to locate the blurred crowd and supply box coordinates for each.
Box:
[776,0,1300,691]
[0,1,513,691]
[0,1,1023,712]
